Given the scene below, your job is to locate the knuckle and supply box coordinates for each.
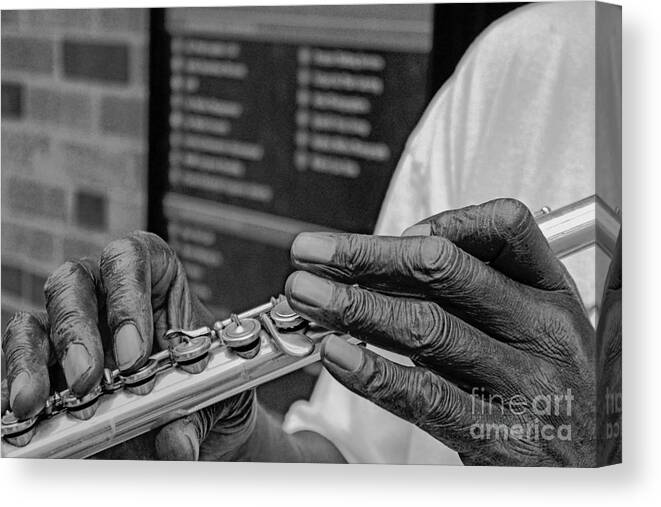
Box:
[412,370,463,426]
[405,302,439,349]
[338,286,370,329]
[419,237,474,291]
[418,237,450,274]
[490,198,533,238]
[3,313,39,354]
[2,312,50,375]
[4,312,37,336]
[342,234,374,272]
[100,236,140,269]
[131,230,172,254]
[363,356,395,400]
[418,304,453,355]
[531,301,587,364]
[44,260,85,299]
[99,237,150,293]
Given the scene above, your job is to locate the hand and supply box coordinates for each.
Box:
[286,199,598,466]
[596,232,621,465]
[2,231,256,460]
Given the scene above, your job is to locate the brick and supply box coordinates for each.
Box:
[100,95,145,138]
[58,141,146,194]
[63,235,103,260]
[1,222,57,263]
[23,9,95,31]
[4,177,67,222]
[27,87,92,131]
[1,11,20,31]
[25,271,47,307]
[1,36,54,75]
[74,190,107,231]
[62,40,129,84]
[108,198,146,233]
[1,264,23,297]
[98,9,147,33]
[1,129,50,175]
[2,81,23,119]
[132,42,149,85]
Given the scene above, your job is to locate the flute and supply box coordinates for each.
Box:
[1,195,619,459]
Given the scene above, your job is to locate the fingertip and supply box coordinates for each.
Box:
[287,271,334,310]
[284,271,303,302]
[291,232,336,264]
[61,343,103,396]
[9,371,48,420]
[321,335,364,373]
[114,322,147,373]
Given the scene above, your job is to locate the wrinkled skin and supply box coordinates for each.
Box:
[287,198,618,466]
[595,233,622,465]
[1,231,255,460]
[2,201,621,465]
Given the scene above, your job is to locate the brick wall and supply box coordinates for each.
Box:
[1,9,149,329]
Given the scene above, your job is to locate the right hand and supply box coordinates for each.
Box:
[1,231,257,460]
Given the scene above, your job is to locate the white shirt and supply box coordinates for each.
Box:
[283,1,621,464]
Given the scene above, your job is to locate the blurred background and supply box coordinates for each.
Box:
[1,4,523,416]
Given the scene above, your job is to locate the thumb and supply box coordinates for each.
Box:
[154,415,203,461]
[154,391,257,461]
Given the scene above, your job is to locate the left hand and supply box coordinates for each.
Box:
[285,199,597,466]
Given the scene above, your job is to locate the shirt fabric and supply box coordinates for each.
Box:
[282,1,621,464]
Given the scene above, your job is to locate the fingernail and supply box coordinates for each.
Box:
[62,344,92,390]
[9,372,31,410]
[114,323,143,371]
[402,224,431,237]
[289,272,333,308]
[322,335,363,372]
[291,233,336,264]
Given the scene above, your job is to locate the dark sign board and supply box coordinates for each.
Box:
[150,4,526,315]
[167,36,429,232]
[148,4,526,411]
[156,5,434,311]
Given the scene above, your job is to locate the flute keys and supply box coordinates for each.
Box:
[121,359,158,395]
[1,412,38,447]
[171,335,212,374]
[270,299,305,331]
[102,368,123,393]
[62,384,102,421]
[221,315,262,359]
[259,313,314,358]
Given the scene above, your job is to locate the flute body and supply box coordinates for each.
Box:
[1,195,618,459]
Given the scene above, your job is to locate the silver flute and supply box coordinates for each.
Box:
[1,195,620,459]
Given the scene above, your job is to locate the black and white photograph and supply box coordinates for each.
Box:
[1,1,622,469]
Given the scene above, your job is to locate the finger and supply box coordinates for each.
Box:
[44,259,105,397]
[1,379,8,415]
[154,416,201,461]
[289,235,536,337]
[320,336,512,456]
[2,312,51,419]
[100,232,198,373]
[154,391,255,461]
[286,272,532,392]
[403,198,572,291]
